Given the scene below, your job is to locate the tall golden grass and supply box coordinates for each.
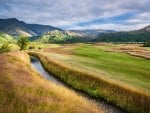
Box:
[0,51,103,113]
[28,51,150,113]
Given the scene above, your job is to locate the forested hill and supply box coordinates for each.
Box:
[91,25,150,42]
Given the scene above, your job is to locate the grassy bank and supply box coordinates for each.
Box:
[0,51,103,113]
[28,44,150,113]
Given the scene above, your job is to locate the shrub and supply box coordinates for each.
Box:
[29,46,35,50]
[0,41,11,53]
[38,47,41,49]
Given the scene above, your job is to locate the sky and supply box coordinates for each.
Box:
[0,0,150,31]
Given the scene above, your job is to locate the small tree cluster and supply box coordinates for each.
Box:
[143,41,150,47]
[17,37,29,50]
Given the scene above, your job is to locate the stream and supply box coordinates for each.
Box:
[30,56,127,113]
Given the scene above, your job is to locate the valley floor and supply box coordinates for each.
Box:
[40,43,150,92]
[28,43,150,113]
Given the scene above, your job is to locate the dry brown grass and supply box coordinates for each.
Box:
[42,43,84,55]
[43,47,73,55]
[0,51,104,113]
[108,44,150,59]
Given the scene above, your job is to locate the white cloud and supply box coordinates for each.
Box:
[0,0,150,30]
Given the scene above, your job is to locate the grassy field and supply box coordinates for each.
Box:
[74,45,150,91]
[0,51,103,113]
[28,43,150,113]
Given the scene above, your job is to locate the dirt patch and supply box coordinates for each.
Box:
[108,44,150,59]
[43,47,72,55]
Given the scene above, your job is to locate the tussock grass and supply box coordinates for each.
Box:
[28,50,150,113]
[0,51,103,113]
[108,44,150,59]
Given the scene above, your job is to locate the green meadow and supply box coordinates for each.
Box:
[73,45,150,91]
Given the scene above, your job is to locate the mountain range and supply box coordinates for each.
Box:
[0,18,115,37]
[0,18,61,37]
[0,18,150,43]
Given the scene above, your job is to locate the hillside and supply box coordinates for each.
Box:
[92,25,150,42]
[69,29,115,37]
[33,30,92,43]
[36,26,150,43]
[0,18,61,37]
[138,25,150,33]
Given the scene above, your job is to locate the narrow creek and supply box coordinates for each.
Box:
[30,56,127,113]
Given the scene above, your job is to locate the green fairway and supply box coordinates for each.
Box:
[73,45,150,91]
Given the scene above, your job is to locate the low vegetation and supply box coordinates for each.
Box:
[28,44,150,113]
[0,33,20,52]
[0,51,103,113]
[0,41,11,53]
[0,33,16,43]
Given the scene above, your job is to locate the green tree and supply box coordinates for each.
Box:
[17,37,29,50]
[0,41,11,53]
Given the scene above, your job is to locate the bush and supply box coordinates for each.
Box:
[29,46,35,50]
[38,47,41,49]
[0,41,11,53]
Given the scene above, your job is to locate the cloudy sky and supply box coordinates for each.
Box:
[0,0,150,31]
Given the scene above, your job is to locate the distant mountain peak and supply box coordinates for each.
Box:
[69,29,115,37]
[0,18,62,37]
[140,25,150,32]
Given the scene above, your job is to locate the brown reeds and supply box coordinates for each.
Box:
[0,51,103,113]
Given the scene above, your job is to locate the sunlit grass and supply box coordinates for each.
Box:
[0,51,102,113]
[73,45,150,91]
